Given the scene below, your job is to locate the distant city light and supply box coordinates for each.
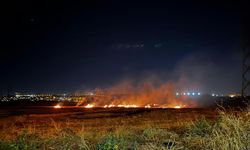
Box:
[229,94,235,98]
[175,92,201,97]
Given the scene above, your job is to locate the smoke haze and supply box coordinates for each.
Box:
[78,50,241,108]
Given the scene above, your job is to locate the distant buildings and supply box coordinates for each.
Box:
[0,91,242,102]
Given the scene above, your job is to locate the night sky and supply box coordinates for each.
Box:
[1,1,249,94]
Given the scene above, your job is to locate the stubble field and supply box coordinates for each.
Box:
[0,106,249,150]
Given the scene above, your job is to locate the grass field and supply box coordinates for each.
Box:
[0,107,249,150]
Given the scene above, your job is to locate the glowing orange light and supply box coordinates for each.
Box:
[85,104,94,108]
[174,105,181,109]
[125,104,137,108]
[54,104,61,109]
[108,104,115,108]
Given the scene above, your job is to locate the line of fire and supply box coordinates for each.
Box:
[0,89,244,109]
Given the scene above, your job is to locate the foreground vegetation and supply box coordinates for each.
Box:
[0,108,249,150]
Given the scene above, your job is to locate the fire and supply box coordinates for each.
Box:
[82,103,189,109]
[104,104,115,108]
[108,104,115,108]
[174,105,181,109]
[77,81,198,109]
[54,104,61,109]
[118,104,137,108]
[85,104,94,108]
[103,104,138,108]
[173,104,186,109]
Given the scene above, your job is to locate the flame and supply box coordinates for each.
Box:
[105,104,115,108]
[80,103,188,109]
[77,80,198,109]
[54,104,61,109]
[85,104,94,108]
[174,105,181,109]
[118,104,137,108]
[103,104,138,108]
[102,103,187,108]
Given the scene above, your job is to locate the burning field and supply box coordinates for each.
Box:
[1,81,249,149]
[0,80,249,149]
[75,81,199,109]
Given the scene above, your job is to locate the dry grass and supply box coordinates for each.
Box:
[0,108,249,150]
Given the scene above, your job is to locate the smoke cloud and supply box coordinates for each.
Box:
[78,50,241,108]
[171,51,241,94]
